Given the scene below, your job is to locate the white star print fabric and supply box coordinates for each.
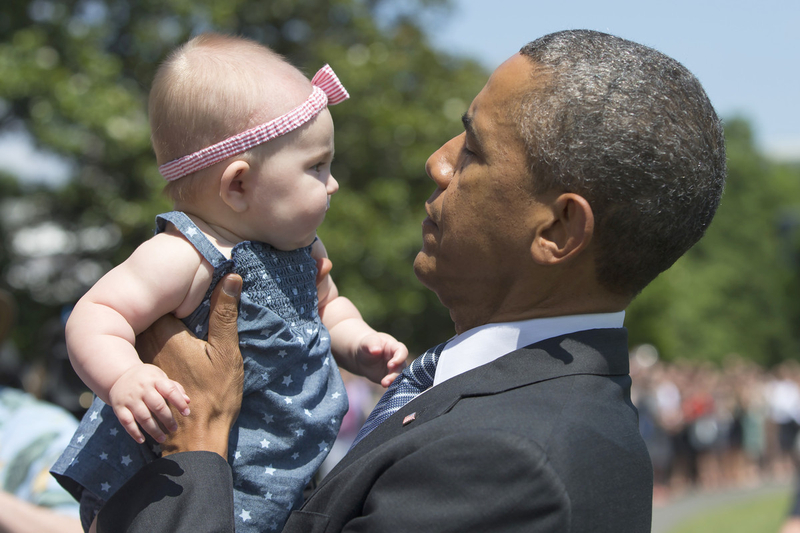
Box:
[51,211,348,533]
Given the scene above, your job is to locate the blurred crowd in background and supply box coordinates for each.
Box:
[327,342,800,505]
[630,344,800,505]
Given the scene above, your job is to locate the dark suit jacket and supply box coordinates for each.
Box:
[98,328,653,532]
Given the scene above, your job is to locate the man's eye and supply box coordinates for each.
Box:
[461,143,478,159]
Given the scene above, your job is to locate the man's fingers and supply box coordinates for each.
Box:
[206,274,242,356]
[130,274,244,459]
[206,275,244,400]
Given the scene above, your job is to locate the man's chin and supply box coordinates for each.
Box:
[413,251,436,288]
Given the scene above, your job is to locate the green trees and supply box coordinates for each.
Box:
[0,0,486,365]
[626,118,800,365]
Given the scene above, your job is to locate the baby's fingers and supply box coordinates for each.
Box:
[134,408,168,444]
[386,344,409,370]
[142,388,179,438]
[380,371,401,388]
[113,405,146,444]
[174,381,190,404]
[155,379,191,416]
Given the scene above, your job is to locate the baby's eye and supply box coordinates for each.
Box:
[311,162,324,172]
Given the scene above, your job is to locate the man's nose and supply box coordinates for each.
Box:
[425,134,460,190]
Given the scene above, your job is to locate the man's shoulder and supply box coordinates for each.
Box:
[301,374,651,533]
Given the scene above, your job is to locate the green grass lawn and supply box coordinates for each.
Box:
[669,490,792,533]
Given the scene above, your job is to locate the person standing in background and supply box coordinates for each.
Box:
[0,288,83,533]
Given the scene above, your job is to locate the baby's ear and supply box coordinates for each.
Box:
[219,160,251,213]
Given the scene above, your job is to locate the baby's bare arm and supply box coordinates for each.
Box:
[312,240,407,386]
[66,231,209,441]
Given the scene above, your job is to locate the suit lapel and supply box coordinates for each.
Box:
[320,328,629,481]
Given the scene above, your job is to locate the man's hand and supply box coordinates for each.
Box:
[135,274,243,458]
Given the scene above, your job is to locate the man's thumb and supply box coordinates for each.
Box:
[208,274,242,348]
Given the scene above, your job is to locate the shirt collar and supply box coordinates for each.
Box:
[432,311,625,387]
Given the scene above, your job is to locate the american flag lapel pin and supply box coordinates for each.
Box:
[402,412,417,426]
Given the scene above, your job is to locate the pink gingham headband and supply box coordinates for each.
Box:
[159,64,349,181]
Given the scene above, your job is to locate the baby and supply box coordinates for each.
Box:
[51,33,407,532]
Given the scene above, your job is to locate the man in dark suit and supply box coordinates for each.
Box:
[96,30,725,532]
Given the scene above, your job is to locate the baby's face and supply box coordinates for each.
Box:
[242,108,338,250]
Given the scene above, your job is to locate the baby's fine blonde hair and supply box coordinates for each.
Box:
[149,33,310,204]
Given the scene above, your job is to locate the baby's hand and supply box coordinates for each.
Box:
[354,333,408,387]
[107,363,190,444]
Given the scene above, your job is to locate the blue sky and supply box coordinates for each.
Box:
[424,0,800,159]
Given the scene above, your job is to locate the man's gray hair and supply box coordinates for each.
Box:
[519,30,726,296]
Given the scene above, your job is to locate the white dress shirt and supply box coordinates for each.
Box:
[432,312,626,387]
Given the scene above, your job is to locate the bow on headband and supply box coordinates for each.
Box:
[159,64,349,181]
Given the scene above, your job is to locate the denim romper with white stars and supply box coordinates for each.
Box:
[52,211,349,532]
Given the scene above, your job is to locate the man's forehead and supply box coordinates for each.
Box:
[464,54,536,149]
[471,55,537,114]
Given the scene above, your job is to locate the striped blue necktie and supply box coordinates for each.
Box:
[350,343,446,448]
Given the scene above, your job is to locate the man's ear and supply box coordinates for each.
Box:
[531,193,594,265]
[219,160,251,213]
